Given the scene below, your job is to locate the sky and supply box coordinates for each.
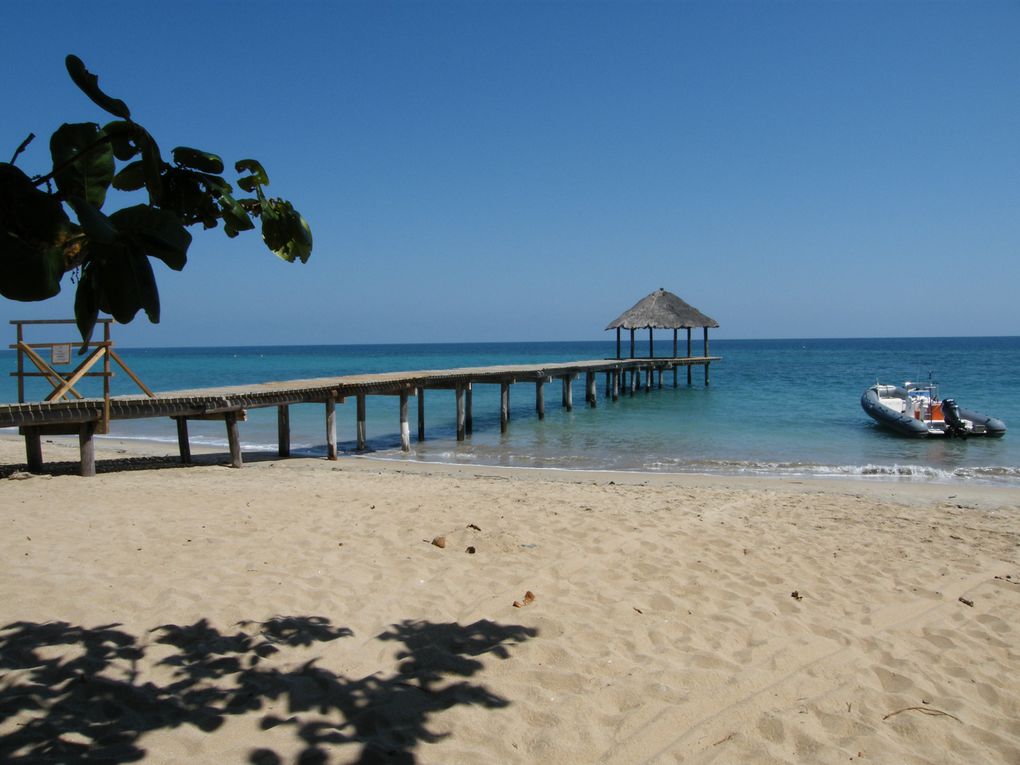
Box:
[2,0,1018,346]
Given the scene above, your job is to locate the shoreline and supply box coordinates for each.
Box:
[3,430,1018,497]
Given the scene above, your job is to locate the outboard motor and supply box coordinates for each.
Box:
[943,399,969,438]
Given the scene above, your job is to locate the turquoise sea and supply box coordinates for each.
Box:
[4,337,1019,484]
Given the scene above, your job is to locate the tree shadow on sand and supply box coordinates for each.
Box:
[0,616,536,763]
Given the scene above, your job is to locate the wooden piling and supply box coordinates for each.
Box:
[277,405,290,458]
[225,411,242,468]
[687,328,693,385]
[176,417,192,464]
[536,379,545,419]
[587,371,597,408]
[417,387,426,441]
[356,394,367,451]
[79,421,96,477]
[456,384,466,441]
[24,427,42,472]
[465,383,473,435]
[704,327,711,386]
[612,369,620,401]
[326,397,337,460]
[399,391,410,452]
[500,382,509,432]
[563,374,574,412]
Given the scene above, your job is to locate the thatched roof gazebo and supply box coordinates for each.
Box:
[606,288,718,360]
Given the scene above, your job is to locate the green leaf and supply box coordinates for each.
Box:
[68,198,116,244]
[104,120,145,161]
[89,240,159,324]
[0,233,65,301]
[50,122,115,208]
[112,160,146,191]
[218,192,254,238]
[65,55,131,119]
[172,147,224,174]
[235,158,269,193]
[161,167,220,228]
[140,131,165,205]
[260,198,313,264]
[0,163,73,249]
[74,262,100,348]
[109,205,191,271]
[0,163,73,300]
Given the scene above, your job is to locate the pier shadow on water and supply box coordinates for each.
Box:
[0,615,536,763]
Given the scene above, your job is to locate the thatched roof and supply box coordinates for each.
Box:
[605,288,718,330]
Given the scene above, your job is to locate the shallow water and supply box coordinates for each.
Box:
[4,337,1018,483]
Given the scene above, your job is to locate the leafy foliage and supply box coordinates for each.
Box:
[0,55,312,345]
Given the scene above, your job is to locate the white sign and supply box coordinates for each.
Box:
[51,344,72,365]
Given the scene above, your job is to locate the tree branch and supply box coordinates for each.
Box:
[9,133,35,164]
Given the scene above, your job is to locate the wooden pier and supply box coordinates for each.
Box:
[0,355,719,476]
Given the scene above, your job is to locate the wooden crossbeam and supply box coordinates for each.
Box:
[18,343,85,400]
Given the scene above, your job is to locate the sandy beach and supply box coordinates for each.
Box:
[1,434,1018,764]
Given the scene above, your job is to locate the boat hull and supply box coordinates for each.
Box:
[861,385,1006,438]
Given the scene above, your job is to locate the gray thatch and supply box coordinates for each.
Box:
[605,288,718,331]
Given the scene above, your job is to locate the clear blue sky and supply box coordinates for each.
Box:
[3,1,1018,346]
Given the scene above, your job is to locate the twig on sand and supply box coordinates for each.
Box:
[883,706,962,723]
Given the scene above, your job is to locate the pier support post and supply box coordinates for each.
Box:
[399,391,410,452]
[326,397,337,460]
[23,427,43,473]
[456,384,466,441]
[277,405,290,458]
[645,367,652,392]
[79,421,96,477]
[176,418,192,464]
[225,411,242,469]
[587,371,597,408]
[604,371,611,398]
[417,387,426,441]
[356,394,367,451]
[536,379,545,420]
[687,329,693,386]
[612,369,620,401]
[704,327,711,386]
[563,374,573,412]
[629,368,636,396]
[465,383,473,435]
[500,383,510,433]
[674,364,678,388]
[657,368,663,389]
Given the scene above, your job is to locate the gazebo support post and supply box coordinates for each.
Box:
[616,328,621,360]
[629,329,635,358]
[649,327,654,358]
[687,328,693,386]
[704,328,711,386]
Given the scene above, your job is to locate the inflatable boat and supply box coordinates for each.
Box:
[861,381,1006,438]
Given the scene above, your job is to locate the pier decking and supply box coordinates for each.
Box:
[1,355,719,476]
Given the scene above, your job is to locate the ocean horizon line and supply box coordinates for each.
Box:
[0,333,1013,354]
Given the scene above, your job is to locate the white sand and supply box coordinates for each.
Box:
[1,434,1018,763]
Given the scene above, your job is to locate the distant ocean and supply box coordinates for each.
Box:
[3,337,1019,484]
